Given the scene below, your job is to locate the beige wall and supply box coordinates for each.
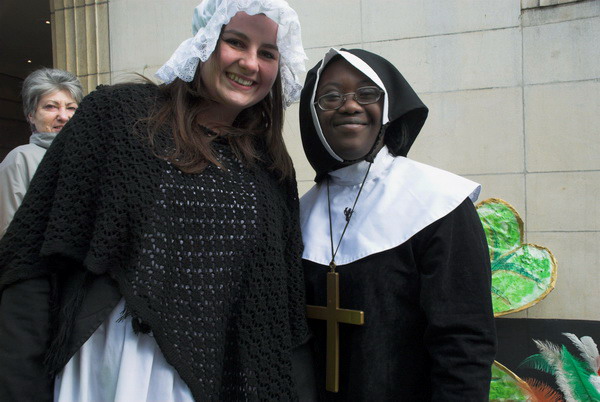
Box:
[102,0,599,320]
[108,0,199,82]
[50,0,111,95]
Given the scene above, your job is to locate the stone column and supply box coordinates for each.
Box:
[49,0,110,94]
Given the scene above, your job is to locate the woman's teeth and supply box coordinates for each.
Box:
[227,73,253,86]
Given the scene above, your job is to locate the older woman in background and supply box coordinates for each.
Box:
[0,68,83,238]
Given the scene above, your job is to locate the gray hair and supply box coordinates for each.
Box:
[21,68,84,119]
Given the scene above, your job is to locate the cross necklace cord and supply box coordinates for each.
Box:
[306,162,372,393]
[327,162,372,270]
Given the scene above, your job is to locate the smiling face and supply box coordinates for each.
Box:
[200,11,280,124]
[28,89,78,133]
[316,58,384,161]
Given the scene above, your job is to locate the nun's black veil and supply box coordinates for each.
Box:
[299,48,428,181]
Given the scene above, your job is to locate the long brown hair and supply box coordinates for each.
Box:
[145,53,293,181]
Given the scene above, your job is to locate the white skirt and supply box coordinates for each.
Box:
[54,299,195,402]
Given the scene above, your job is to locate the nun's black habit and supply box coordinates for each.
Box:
[299,48,496,401]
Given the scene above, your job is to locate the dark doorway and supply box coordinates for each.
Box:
[0,0,53,160]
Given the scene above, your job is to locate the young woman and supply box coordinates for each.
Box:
[0,1,314,400]
[299,48,496,401]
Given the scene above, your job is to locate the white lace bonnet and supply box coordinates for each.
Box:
[155,0,307,108]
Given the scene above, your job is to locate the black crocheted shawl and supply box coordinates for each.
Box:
[0,83,310,400]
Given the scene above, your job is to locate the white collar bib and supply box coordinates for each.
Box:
[300,147,481,265]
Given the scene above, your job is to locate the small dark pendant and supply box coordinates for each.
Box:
[329,261,337,272]
[343,207,353,222]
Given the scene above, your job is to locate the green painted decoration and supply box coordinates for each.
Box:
[489,362,530,401]
[478,198,560,400]
[476,199,557,316]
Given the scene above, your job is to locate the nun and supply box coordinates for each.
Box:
[299,48,496,401]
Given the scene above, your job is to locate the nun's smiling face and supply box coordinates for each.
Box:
[315,58,383,161]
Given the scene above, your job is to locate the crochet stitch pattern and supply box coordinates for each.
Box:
[0,83,309,401]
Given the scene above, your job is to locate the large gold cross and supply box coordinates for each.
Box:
[306,271,365,393]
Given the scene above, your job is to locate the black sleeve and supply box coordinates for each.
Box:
[282,173,311,347]
[0,277,53,401]
[416,198,497,401]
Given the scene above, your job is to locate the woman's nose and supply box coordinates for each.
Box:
[57,108,70,121]
[238,52,259,73]
[338,95,363,114]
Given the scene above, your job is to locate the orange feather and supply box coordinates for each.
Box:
[521,378,564,402]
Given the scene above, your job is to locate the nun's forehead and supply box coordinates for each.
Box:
[316,57,380,90]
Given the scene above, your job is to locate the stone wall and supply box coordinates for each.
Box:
[50,0,111,94]
[285,0,600,321]
[60,0,599,320]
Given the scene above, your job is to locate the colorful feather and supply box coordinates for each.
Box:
[522,378,564,402]
[590,375,600,393]
[534,340,563,367]
[560,346,600,401]
[522,353,558,375]
[532,340,576,401]
[522,336,600,401]
[563,333,600,374]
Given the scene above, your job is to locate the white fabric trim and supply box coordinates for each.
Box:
[309,49,344,162]
[54,299,194,402]
[336,51,389,126]
[300,147,481,265]
[309,48,390,162]
[155,0,307,108]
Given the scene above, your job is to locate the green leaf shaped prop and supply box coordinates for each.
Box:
[489,361,531,401]
[476,198,557,317]
[479,198,560,400]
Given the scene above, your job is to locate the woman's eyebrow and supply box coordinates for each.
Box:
[317,83,341,92]
[222,29,279,51]
[317,79,375,92]
[318,82,342,89]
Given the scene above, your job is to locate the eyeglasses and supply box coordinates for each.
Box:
[314,86,384,111]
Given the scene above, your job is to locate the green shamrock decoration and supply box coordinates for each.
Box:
[476,198,559,401]
[489,361,531,400]
[476,198,557,317]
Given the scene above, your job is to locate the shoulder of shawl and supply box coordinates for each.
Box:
[90,83,161,118]
[64,83,162,149]
[43,83,163,181]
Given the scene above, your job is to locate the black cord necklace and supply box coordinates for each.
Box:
[307,161,371,394]
[326,162,373,272]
